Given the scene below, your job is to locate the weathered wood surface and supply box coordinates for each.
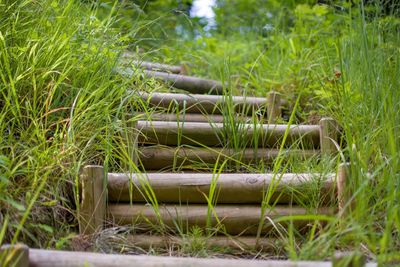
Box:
[133,60,184,74]
[108,204,334,235]
[319,118,339,155]
[79,166,106,235]
[108,172,335,204]
[0,244,29,267]
[144,70,224,94]
[123,234,279,252]
[267,91,281,124]
[137,146,319,169]
[29,248,378,267]
[136,121,321,148]
[137,112,228,123]
[139,92,277,114]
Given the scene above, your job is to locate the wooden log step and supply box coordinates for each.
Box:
[136,121,320,148]
[108,204,334,235]
[139,92,281,115]
[133,61,184,74]
[143,71,224,94]
[137,146,319,170]
[29,248,376,267]
[121,234,280,252]
[137,112,228,123]
[108,172,335,204]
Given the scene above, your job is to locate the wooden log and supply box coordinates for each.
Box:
[138,112,227,123]
[136,121,321,148]
[337,163,351,217]
[319,118,339,156]
[133,60,183,74]
[137,146,319,170]
[267,91,281,124]
[108,172,335,204]
[139,92,274,115]
[29,249,372,267]
[108,204,334,235]
[143,70,224,94]
[0,244,29,267]
[79,166,106,235]
[122,234,280,252]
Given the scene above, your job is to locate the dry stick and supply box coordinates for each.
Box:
[319,117,339,156]
[29,249,369,267]
[137,146,319,170]
[123,234,280,252]
[143,70,224,95]
[0,244,29,267]
[79,165,106,235]
[108,172,335,204]
[267,91,281,124]
[108,204,334,235]
[136,121,321,148]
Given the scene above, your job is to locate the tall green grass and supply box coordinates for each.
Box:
[0,0,140,247]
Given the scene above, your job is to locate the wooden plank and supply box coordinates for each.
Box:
[319,118,338,156]
[79,165,106,235]
[136,121,320,148]
[137,146,318,170]
[0,244,29,267]
[29,248,377,267]
[108,204,334,235]
[108,172,335,204]
[267,91,281,123]
[144,70,224,94]
[139,92,274,115]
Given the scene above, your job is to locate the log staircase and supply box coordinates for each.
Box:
[78,58,345,253]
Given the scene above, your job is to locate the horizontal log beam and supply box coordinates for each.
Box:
[137,146,319,170]
[121,234,279,252]
[108,204,334,235]
[29,249,371,267]
[139,92,278,115]
[136,112,228,123]
[137,121,321,148]
[144,71,224,94]
[133,61,183,74]
[108,172,335,204]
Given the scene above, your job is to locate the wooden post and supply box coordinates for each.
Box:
[319,117,338,155]
[79,165,106,235]
[0,244,29,267]
[337,163,351,217]
[267,91,281,124]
